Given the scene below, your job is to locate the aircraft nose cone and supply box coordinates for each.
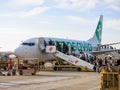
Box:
[14,47,25,58]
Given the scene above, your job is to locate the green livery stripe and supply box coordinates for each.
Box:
[95,18,102,43]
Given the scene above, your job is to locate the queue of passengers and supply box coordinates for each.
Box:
[93,57,120,73]
[47,40,96,64]
[46,40,120,72]
[47,40,71,55]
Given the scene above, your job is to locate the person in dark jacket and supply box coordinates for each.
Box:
[56,41,62,52]
[117,59,120,66]
[62,42,69,54]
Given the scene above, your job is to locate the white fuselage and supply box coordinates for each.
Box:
[14,37,54,61]
[14,37,94,61]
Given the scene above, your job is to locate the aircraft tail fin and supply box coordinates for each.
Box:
[87,15,103,47]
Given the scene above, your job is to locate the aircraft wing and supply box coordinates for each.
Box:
[91,42,120,59]
[91,49,120,55]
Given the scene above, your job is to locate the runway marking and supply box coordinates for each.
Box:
[0,76,73,88]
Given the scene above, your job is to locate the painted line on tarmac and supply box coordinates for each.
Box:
[87,86,100,90]
[0,76,73,88]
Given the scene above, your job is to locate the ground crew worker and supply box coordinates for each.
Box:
[7,58,12,70]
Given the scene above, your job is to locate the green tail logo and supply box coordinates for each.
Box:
[95,20,102,43]
[87,15,103,46]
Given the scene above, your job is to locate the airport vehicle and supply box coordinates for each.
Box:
[16,58,40,75]
[14,15,103,70]
[0,60,7,70]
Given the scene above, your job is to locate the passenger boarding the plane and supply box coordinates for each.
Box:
[79,50,85,60]
[56,41,62,52]
[62,42,69,54]
[70,45,75,56]
[43,40,47,49]
[48,39,54,45]
[89,55,94,64]
[108,57,113,66]
[110,46,113,49]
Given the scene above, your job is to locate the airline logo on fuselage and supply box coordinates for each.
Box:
[75,60,79,64]
[45,38,92,52]
[65,41,92,52]
[49,47,53,52]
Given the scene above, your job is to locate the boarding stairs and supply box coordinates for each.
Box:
[55,51,94,70]
[45,45,94,70]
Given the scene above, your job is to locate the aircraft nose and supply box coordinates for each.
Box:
[14,47,26,58]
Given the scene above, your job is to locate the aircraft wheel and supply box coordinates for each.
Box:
[77,68,81,71]
[4,67,7,70]
[19,69,23,75]
[32,73,35,75]
[54,67,57,71]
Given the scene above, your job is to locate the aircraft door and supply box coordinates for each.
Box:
[38,38,46,53]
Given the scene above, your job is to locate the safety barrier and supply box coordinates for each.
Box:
[100,72,120,90]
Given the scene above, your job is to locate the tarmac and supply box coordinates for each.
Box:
[0,71,100,90]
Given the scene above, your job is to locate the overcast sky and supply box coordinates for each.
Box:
[0,0,120,51]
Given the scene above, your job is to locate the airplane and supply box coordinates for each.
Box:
[14,15,103,61]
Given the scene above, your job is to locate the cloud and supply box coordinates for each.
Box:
[108,4,120,11]
[67,15,87,23]
[104,19,120,30]
[7,0,44,7]
[0,0,50,17]
[53,0,98,11]
[71,0,98,10]
[0,6,50,17]
[0,14,12,17]
[39,21,51,24]
[53,0,120,11]
[20,6,50,17]
[103,0,120,11]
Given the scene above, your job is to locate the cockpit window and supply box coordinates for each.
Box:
[22,42,35,46]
